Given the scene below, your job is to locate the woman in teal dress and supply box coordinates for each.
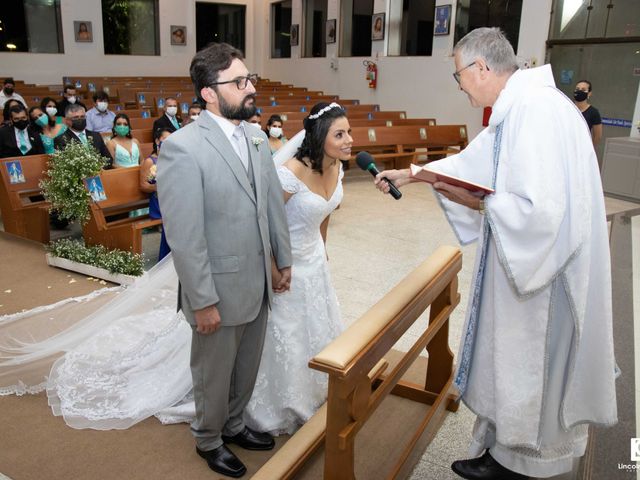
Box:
[106,113,144,217]
[28,106,67,154]
[40,97,65,126]
[106,113,140,168]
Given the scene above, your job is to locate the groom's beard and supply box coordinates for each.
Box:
[219,93,257,121]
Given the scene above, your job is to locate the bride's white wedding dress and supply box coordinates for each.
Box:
[0,132,344,433]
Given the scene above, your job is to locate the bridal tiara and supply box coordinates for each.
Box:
[307,102,342,120]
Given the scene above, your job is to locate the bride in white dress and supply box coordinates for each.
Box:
[0,102,352,435]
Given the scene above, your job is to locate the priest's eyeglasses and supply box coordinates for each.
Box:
[453,62,476,84]
[210,74,259,90]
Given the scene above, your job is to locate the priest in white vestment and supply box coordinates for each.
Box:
[374,28,618,479]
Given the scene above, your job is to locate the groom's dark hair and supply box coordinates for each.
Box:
[190,42,244,103]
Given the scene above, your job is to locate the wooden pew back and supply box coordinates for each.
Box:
[0,154,50,243]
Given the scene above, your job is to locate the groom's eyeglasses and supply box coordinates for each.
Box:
[209,74,259,90]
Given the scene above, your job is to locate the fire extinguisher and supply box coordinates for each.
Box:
[364,60,377,89]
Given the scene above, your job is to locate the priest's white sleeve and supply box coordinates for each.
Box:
[428,128,495,245]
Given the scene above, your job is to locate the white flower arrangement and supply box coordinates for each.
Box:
[251,136,265,150]
[47,238,144,276]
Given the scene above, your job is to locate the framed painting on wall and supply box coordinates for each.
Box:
[434,5,452,36]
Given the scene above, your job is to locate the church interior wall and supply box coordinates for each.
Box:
[0,0,551,139]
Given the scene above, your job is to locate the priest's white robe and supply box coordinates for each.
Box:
[429,65,618,477]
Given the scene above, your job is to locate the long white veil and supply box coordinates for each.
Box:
[273,129,305,167]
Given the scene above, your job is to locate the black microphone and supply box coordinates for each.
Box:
[355,151,402,200]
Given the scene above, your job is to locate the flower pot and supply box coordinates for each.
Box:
[45,254,142,285]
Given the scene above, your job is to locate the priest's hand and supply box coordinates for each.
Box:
[433,182,484,211]
[194,305,221,335]
[374,168,413,194]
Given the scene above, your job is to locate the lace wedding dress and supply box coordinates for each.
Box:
[0,131,344,433]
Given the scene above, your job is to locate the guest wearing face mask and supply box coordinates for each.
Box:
[57,84,86,118]
[0,103,45,158]
[182,103,203,126]
[152,97,181,133]
[86,91,116,133]
[106,113,140,168]
[573,80,602,148]
[248,112,261,125]
[140,127,173,260]
[2,99,23,127]
[28,106,67,154]
[0,78,26,109]
[264,114,287,153]
[40,97,65,126]
[54,103,112,166]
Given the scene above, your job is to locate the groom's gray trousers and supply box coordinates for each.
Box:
[189,296,269,451]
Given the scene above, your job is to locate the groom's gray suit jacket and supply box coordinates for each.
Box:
[156,112,291,326]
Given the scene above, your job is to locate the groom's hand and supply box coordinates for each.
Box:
[194,305,221,335]
[274,267,291,293]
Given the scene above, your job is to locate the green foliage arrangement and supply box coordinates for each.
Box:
[47,238,144,277]
[39,140,107,225]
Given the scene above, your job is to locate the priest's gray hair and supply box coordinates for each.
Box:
[454,27,519,75]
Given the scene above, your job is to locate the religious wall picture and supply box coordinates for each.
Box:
[290,24,299,46]
[74,21,93,43]
[171,25,187,45]
[84,176,107,202]
[371,13,385,41]
[434,5,452,36]
[326,19,336,44]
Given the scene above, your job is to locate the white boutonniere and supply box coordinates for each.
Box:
[251,136,264,151]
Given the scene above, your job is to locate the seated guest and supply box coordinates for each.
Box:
[248,112,261,125]
[0,103,45,158]
[265,114,287,153]
[57,84,86,116]
[152,97,181,133]
[106,113,140,168]
[139,127,172,260]
[28,106,67,154]
[40,97,65,125]
[2,99,22,127]
[182,103,202,126]
[0,78,26,109]
[54,103,112,165]
[86,91,115,133]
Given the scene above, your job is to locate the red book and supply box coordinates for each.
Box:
[409,164,494,194]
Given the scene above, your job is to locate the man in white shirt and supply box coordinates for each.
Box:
[0,78,26,109]
[375,27,617,480]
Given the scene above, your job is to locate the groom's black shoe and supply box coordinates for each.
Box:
[222,426,275,451]
[451,450,528,480]
[196,445,246,478]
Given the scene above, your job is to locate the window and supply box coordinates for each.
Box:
[340,0,373,57]
[454,0,523,53]
[302,0,327,57]
[102,0,159,55]
[388,0,435,56]
[272,0,292,58]
[0,0,63,53]
[196,2,245,52]
[549,0,640,40]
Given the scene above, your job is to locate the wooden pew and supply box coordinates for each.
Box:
[253,245,462,479]
[129,117,155,130]
[131,128,154,143]
[348,124,468,169]
[82,166,160,254]
[0,154,50,243]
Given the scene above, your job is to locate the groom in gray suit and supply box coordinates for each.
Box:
[157,43,292,478]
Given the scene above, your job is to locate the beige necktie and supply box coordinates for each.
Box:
[232,125,249,171]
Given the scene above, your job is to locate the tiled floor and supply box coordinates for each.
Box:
[2,170,637,479]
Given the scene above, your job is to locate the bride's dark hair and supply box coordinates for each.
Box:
[295,102,346,174]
